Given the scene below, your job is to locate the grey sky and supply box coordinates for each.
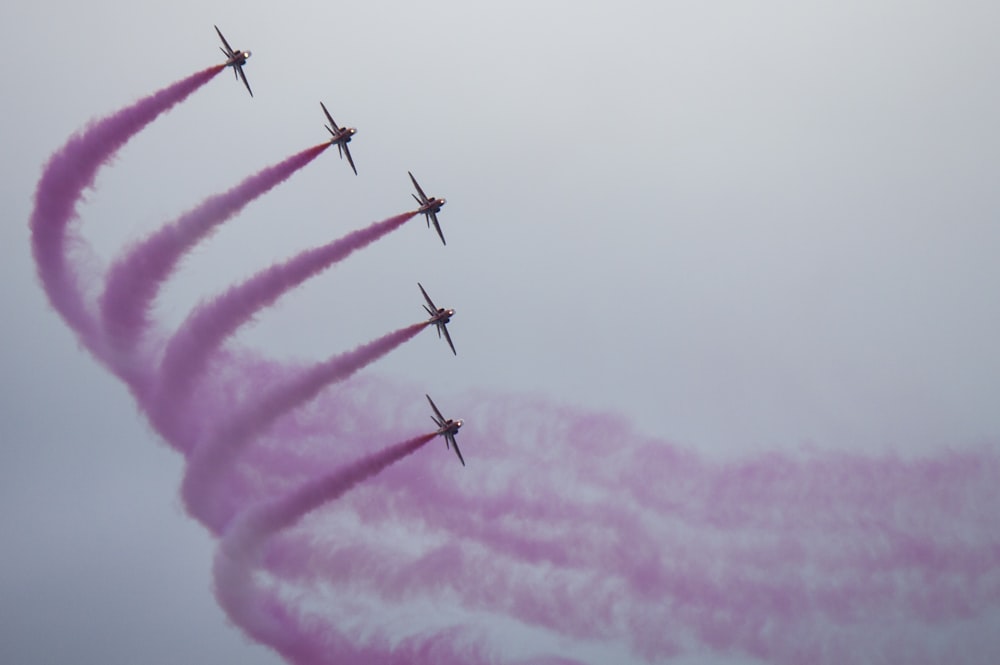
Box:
[3,1,1000,663]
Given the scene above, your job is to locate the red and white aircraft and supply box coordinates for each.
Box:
[408,171,447,245]
[419,283,456,356]
[215,25,252,97]
[427,394,465,466]
[320,102,358,175]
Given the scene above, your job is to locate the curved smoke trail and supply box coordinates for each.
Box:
[182,322,429,531]
[212,434,436,665]
[99,143,330,361]
[209,379,1000,664]
[29,70,1000,665]
[30,65,223,353]
[212,431,592,665]
[150,210,418,448]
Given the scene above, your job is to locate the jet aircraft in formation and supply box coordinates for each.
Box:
[419,283,456,356]
[209,27,466,462]
[320,102,358,175]
[215,25,252,97]
[427,394,465,466]
[409,171,448,245]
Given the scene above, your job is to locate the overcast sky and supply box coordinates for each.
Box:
[3,1,1000,664]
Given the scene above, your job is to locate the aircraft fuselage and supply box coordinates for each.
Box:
[328,128,355,145]
[421,199,445,214]
[439,420,462,437]
[430,308,454,325]
[226,51,250,67]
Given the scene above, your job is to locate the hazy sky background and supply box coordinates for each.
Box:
[3,1,1000,663]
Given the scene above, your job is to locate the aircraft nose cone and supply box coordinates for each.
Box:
[244,51,252,58]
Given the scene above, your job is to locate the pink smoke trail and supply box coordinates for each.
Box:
[152,211,417,417]
[29,65,223,353]
[99,142,331,358]
[182,322,429,531]
[201,378,1000,665]
[225,432,435,546]
[212,432,534,665]
[27,60,1000,665]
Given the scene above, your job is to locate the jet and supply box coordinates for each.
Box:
[408,171,447,245]
[419,282,456,355]
[215,25,253,97]
[427,394,465,466]
[320,102,358,175]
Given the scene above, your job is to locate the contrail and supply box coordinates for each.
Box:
[99,143,330,356]
[152,211,418,424]
[29,65,223,353]
[180,322,429,530]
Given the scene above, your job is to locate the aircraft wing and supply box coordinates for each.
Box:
[214,25,234,55]
[449,435,466,466]
[408,171,428,203]
[426,394,446,423]
[236,65,253,97]
[429,212,447,245]
[418,283,437,311]
[441,323,457,355]
[342,142,357,175]
[320,102,337,130]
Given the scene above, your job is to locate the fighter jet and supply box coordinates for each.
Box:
[408,171,447,245]
[215,25,253,97]
[419,282,456,355]
[320,102,358,175]
[427,394,465,466]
